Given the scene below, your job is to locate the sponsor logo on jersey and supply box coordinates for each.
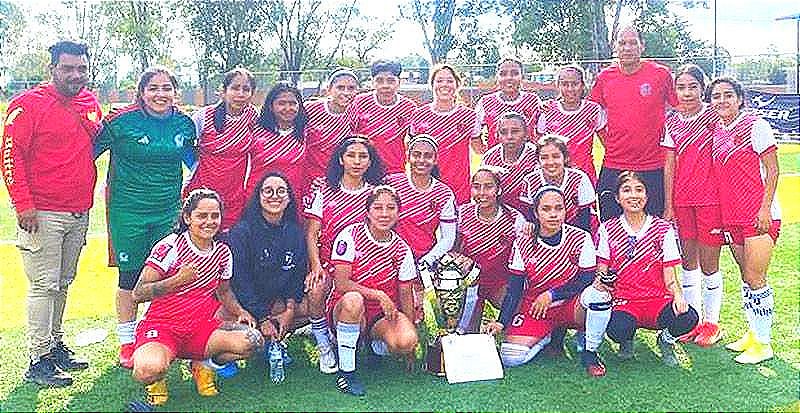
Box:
[119,252,129,263]
[137,136,150,145]
[640,83,652,97]
[281,251,296,271]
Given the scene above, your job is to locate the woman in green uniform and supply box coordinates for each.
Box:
[94,66,197,369]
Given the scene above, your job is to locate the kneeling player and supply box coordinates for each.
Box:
[130,190,263,406]
[485,186,609,376]
[328,186,418,396]
[594,171,698,366]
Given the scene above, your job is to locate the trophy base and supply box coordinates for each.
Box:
[425,341,446,376]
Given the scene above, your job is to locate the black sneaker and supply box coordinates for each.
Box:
[336,370,365,396]
[51,341,89,371]
[24,355,73,387]
[580,351,607,377]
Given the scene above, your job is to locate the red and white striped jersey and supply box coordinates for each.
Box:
[346,91,417,174]
[329,222,416,305]
[480,142,539,213]
[142,232,233,325]
[507,224,596,297]
[410,103,478,204]
[186,104,257,229]
[384,172,457,258]
[474,90,542,148]
[248,126,307,207]
[661,104,719,207]
[536,99,605,182]
[520,167,595,226]
[304,180,374,264]
[305,99,350,181]
[456,203,526,276]
[596,215,681,301]
[711,112,781,225]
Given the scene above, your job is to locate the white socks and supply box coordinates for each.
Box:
[747,285,774,344]
[117,320,137,345]
[681,268,702,319]
[702,271,723,324]
[580,286,612,353]
[336,322,360,372]
[310,317,332,348]
[500,336,551,367]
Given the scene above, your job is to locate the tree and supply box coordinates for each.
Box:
[399,0,456,64]
[0,0,25,78]
[105,1,170,72]
[337,8,395,67]
[61,1,118,89]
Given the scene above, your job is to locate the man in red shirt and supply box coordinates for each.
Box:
[589,26,677,221]
[1,41,101,387]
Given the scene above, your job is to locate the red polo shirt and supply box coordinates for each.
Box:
[589,60,677,171]
[2,83,101,213]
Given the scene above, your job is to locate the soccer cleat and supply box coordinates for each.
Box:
[24,355,73,387]
[336,370,366,396]
[677,324,701,344]
[657,332,678,367]
[726,330,756,353]
[191,362,219,397]
[119,343,136,369]
[694,322,724,347]
[51,341,89,371]
[145,379,168,406]
[215,362,239,379]
[318,343,338,374]
[543,327,567,358]
[734,341,774,364]
[617,340,635,360]
[580,351,606,377]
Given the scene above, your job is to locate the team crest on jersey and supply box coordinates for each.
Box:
[152,243,173,261]
[119,252,130,263]
[174,134,185,147]
[259,248,271,264]
[145,329,158,338]
[640,83,652,97]
[281,251,296,270]
[86,111,98,122]
[336,240,348,255]
[137,136,150,145]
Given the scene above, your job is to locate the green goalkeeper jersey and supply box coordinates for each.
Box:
[94,104,196,214]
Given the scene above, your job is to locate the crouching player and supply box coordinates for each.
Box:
[130,189,262,405]
[593,171,698,366]
[328,186,418,396]
[485,186,609,376]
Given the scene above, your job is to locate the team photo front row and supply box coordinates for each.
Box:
[1,33,780,405]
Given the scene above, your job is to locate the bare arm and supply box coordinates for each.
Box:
[398,282,415,320]
[217,279,256,328]
[305,219,325,291]
[131,264,195,304]
[756,150,779,233]
[663,150,676,220]
[663,264,688,314]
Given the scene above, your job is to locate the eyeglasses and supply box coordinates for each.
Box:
[626,235,637,259]
[261,187,289,198]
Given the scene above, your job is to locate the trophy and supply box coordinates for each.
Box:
[418,254,480,376]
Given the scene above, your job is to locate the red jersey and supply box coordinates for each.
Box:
[596,215,681,301]
[410,104,478,204]
[588,61,678,171]
[186,104,257,229]
[507,224,596,298]
[480,142,539,213]
[2,83,101,213]
[142,232,233,326]
[329,222,416,306]
[536,99,606,182]
[303,180,373,265]
[474,90,542,147]
[711,112,781,225]
[305,99,350,180]
[384,172,457,258]
[248,126,307,207]
[456,203,526,276]
[346,91,416,174]
[520,167,595,226]
[661,104,719,207]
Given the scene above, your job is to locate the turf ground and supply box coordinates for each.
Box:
[0,104,798,410]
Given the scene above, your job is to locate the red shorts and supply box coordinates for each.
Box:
[674,205,724,246]
[724,220,781,245]
[135,317,222,360]
[506,297,581,338]
[327,295,386,333]
[478,272,510,304]
[612,296,672,330]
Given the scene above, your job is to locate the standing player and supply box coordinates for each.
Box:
[481,111,540,213]
[94,67,196,369]
[384,134,457,265]
[537,64,606,184]
[589,26,677,220]
[249,82,307,207]
[410,64,481,204]
[130,189,261,405]
[185,68,257,230]
[661,64,724,347]
[447,167,527,331]
[303,137,385,374]
[595,171,698,366]
[520,136,595,232]
[474,57,542,151]
[305,68,360,181]
[484,186,608,376]
[709,77,780,364]
[346,59,416,174]
[328,186,419,396]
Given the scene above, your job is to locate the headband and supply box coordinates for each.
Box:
[407,134,439,152]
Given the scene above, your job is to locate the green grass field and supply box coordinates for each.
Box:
[0,100,799,411]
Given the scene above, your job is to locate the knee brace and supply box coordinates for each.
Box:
[606,311,636,343]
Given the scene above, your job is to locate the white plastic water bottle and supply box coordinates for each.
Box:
[268,341,285,384]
